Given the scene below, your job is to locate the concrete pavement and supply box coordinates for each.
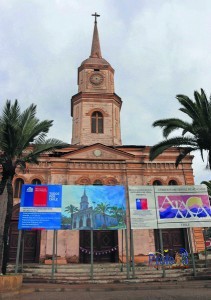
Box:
[1,280,211,300]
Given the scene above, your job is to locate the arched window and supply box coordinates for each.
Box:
[32,178,41,185]
[168,180,178,185]
[153,180,162,186]
[14,178,24,198]
[91,111,103,133]
[93,179,103,186]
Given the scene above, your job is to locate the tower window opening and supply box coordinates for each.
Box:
[91,111,103,133]
[94,69,100,71]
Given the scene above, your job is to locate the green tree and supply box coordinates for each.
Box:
[64,204,78,228]
[149,89,211,168]
[201,181,211,196]
[201,181,211,243]
[0,99,68,274]
[94,202,111,228]
[109,206,121,221]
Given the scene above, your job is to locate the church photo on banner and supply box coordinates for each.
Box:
[18,185,126,231]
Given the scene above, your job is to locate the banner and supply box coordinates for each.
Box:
[18,184,62,229]
[18,185,126,230]
[129,185,211,229]
[128,186,158,229]
[61,185,126,230]
[155,185,211,228]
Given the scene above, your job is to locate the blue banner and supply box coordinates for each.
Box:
[18,184,126,230]
[18,184,62,230]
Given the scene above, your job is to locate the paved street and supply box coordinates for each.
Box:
[14,288,211,300]
[1,281,211,300]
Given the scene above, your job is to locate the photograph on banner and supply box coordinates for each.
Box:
[128,186,158,229]
[154,185,211,228]
[18,184,62,230]
[61,185,126,230]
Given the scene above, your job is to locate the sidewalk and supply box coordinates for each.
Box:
[1,280,211,300]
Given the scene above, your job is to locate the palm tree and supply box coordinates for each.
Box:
[94,202,111,228]
[201,181,211,196]
[149,89,211,168]
[64,204,78,228]
[0,99,68,274]
[109,206,121,222]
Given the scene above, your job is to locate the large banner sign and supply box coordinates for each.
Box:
[128,186,157,229]
[155,185,211,228]
[129,185,211,229]
[61,185,126,230]
[18,185,126,230]
[18,185,62,229]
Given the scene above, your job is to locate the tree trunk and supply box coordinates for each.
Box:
[0,185,7,273]
[2,179,14,274]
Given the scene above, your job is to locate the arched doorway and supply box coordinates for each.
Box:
[9,204,41,263]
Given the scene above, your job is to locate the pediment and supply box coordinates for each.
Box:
[61,143,134,161]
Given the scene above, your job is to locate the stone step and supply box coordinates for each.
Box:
[7,267,195,276]
[7,263,210,284]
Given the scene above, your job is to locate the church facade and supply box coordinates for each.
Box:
[10,16,204,264]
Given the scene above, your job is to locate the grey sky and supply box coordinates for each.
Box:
[0,0,211,184]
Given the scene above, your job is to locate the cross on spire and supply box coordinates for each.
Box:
[92,12,100,24]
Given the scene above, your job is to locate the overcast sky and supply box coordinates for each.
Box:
[0,0,211,184]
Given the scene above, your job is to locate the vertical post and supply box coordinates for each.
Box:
[203,228,208,268]
[21,230,25,273]
[187,228,196,276]
[159,229,166,278]
[124,168,132,279]
[55,230,58,273]
[125,228,130,279]
[120,229,124,271]
[15,230,22,274]
[51,230,56,280]
[130,229,135,278]
[90,229,94,279]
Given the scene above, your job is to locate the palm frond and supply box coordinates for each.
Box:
[149,136,198,161]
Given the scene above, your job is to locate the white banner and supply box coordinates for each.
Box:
[155,185,211,228]
[129,185,211,229]
[129,186,158,229]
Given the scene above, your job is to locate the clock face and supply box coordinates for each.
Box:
[90,73,104,85]
[93,149,102,157]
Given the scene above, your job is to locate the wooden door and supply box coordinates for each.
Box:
[161,229,186,257]
[154,228,187,257]
[79,230,118,263]
[8,204,40,263]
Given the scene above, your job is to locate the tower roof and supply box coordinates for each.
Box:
[80,14,111,68]
[90,18,102,58]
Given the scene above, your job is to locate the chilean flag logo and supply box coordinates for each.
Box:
[136,198,148,210]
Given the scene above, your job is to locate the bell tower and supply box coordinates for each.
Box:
[71,13,122,146]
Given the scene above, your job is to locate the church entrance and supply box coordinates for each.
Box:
[79,230,118,263]
[155,228,187,257]
[8,204,41,263]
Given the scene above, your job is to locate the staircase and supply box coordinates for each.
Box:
[7,262,211,284]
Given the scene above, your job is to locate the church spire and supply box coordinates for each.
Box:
[90,12,102,58]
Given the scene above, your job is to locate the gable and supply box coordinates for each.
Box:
[61,143,134,161]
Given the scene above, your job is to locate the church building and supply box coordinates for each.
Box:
[10,15,204,264]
